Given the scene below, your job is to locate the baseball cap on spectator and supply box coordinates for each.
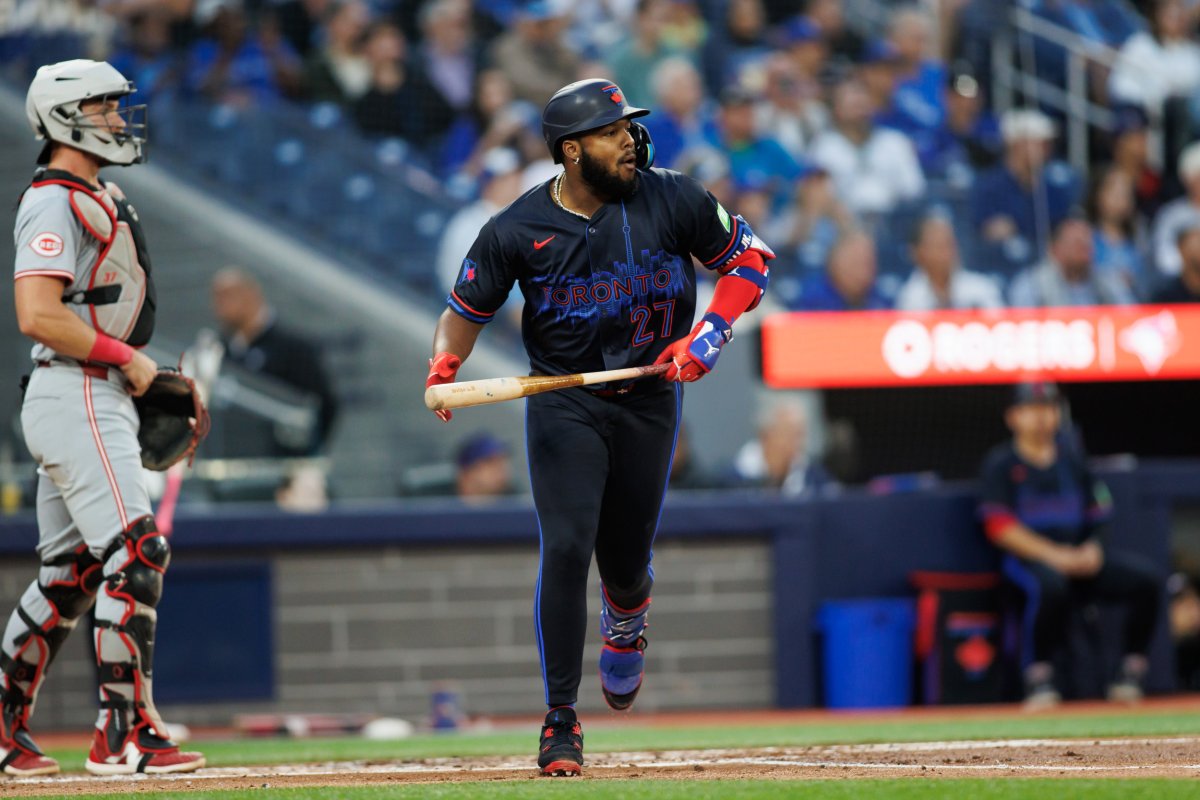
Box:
[194,0,241,25]
[779,15,822,46]
[1000,108,1056,143]
[480,147,521,181]
[1111,104,1148,138]
[1178,141,1200,184]
[456,433,509,469]
[718,86,757,107]
[1009,381,1061,407]
[861,39,902,65]
[947,66,980,99]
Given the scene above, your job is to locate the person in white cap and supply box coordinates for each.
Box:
[969,108,1081,268]
[1151,140,1200,277]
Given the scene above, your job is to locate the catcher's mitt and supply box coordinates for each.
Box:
[134,368,211,471]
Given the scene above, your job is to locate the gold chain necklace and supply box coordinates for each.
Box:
[553,172,590,221]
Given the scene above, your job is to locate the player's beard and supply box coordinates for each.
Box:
[579,147,638,202]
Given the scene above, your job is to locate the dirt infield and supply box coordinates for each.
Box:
[5,735,1199,795]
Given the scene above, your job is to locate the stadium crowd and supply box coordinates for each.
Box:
[4,0,1200,312]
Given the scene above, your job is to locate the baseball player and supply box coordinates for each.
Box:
[426,79,771,776]
[979,381,1161,707]
[0,60,204,776]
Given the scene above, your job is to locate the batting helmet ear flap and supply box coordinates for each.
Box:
[631,121,655,170]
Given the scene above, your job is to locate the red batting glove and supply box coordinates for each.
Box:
[652,314,731,383]
[426,352,462,422]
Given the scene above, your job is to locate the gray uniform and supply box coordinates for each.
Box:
[2,170,173,764]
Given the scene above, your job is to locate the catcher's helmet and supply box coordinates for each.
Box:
[26,59,146,166]
[542,79,650,164]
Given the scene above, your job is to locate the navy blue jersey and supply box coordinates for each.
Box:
[977,441,1113,546]
[446,168,755,376]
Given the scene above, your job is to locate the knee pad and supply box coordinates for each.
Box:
[0,544,102,726]
[101,516,170,609]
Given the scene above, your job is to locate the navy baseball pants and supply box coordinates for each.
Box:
[526,381,681,708]
[1002,550,1161,666]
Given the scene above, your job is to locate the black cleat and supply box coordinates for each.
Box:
[537,707,583,777]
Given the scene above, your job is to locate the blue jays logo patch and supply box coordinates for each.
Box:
[458,257,477,284]
[601,84,623,104]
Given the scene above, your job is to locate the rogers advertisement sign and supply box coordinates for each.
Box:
[760,305,1200,388]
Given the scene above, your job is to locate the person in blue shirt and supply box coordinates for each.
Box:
[641,57,719,169]
[107,10,184,106]
[970,108,1081,271]
[874,9,947,173]
[923,68,1002,181]
[796,229,892,311]
[978,381,1160,707]
[186,2,302,106]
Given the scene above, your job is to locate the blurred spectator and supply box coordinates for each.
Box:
[0,0,119,61]
[187,0,303,106]
[1108,104,1163,220]
[487,0,579,106]
[806,0,865,72]
[418,0,479,115]
[1009,218,1134,307]
[1030,0,1145,101]
[924,67,1002,180]
[108,9,184,105]
[275,464,330,512]
[1151,140,1200,276]
[766,169,854,288]
[978,380,1161,707]
[211,267,339,456]
[857,39,902,126]
[711,86,812,212]
[1150,223,1200,302]
[810,77,926,218]
[701,0,770,92]
[606,0,689,108]
[440,68,542,177]
[272,0,335,57]
[1085,165,1149,298]
[642,57,719,168]
[896,214,1003,311]
[796,229,891,311]
[667,423,715,491]
[876,7,948,173]
[353,20,453,146]
[660,0,707,53]
[759,22,829,157]
[1109,0,1200,116]
[1168,572,1200,691]
[301,0,372,104]
[437,148,525,293]
[731,398,832,496]
[455,433,515,501]
[971,109,1081,266]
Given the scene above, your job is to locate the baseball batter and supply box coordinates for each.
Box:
[0,60,203,776]
[426,79,771,776]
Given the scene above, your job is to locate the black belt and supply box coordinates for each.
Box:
[35,359,114,381]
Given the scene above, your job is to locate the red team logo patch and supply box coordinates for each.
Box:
[29,232,64,258]
[601,85,623,104]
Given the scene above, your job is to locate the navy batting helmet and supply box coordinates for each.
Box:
[542,79,650,164]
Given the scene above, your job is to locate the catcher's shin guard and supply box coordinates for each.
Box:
[598,586,650,711]
[0,544,102,775]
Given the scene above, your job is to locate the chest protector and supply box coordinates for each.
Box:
[30,169,157,347]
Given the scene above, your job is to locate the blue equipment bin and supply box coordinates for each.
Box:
[815,598,916,708]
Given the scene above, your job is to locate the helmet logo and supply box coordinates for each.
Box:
[601,85,623,104]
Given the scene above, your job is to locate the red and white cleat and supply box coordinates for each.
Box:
[84,726,205,775]
[1,744,60,777]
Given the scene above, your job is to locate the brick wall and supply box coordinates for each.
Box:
[0,538,773,731]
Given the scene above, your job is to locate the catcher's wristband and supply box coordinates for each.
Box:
[87,332,133,366]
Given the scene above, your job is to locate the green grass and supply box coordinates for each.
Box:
[41,707,1200,769]
[29,780,1200,800]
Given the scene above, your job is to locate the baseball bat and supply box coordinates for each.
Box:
[425,363,670,411]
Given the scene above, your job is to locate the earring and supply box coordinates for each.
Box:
[573,158,580,164]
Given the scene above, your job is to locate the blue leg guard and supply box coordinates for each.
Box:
[598,588,649,711]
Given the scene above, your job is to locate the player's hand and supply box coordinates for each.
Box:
[1071,540,1105,577]
[426,352,462,422]
[120,350,158,397]
[653,313,732,383]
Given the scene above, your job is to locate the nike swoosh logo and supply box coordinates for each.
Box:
[533,235,556,250]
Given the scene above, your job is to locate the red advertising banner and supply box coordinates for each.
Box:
[761,305,1200,388]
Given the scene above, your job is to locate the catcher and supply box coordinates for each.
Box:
[2,60,206,776]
